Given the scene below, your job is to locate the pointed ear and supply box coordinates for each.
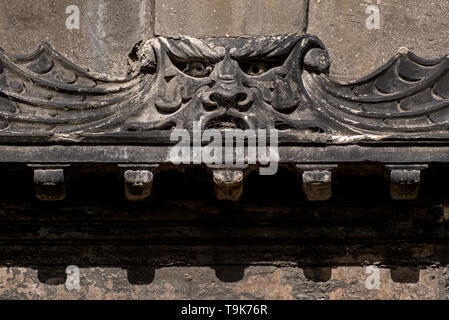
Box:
[128,39,157,74]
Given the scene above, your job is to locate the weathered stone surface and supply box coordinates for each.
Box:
[438,266,449,300]
[155,0,308,37]
[330,267,439,300]
[308,0,449,81]
[0,0,154,77]
[0,266,444,300]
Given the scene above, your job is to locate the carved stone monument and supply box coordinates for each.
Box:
[1,0,449,300]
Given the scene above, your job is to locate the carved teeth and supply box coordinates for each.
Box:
[120,165,159,201]
[297,165,338,201]
[386,165,428,200]
[33,168,66,201]
[124,170,154,201]
[210,166,247,201]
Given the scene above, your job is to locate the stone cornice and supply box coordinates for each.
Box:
[1,35,449,201]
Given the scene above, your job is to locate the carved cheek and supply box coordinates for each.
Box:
[155,64,214,113]
[241,67,289,104]
[154,77,183,114]
[180,76,214,100]
[270,75,300,113]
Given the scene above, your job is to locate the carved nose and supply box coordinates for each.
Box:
[208,91,252,112]
[217,52,239,83]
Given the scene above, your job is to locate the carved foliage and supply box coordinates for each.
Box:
[0,42,150,135]
[305,50,449,135]
[2,35,449,141]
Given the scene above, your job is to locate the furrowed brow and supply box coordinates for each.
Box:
[158,37,224,62]
[230,35,303,60]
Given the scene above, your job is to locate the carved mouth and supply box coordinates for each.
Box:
[209,92,249,111]
[205,115,249,130]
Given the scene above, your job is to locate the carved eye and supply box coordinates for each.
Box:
[239,58,286,76]
[172,60,214,78]
[240,61,268,76]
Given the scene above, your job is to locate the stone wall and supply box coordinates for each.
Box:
[308,0,449,81]
[0,266,444,300]
[1,0,449,300]
[2,0,447,80]
[0,0,154,77]
[155,0,308,37]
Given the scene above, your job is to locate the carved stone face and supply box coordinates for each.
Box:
[1,34,448,139]
[125,35,324,131]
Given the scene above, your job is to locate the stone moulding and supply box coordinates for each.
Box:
[1,34,449,201]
